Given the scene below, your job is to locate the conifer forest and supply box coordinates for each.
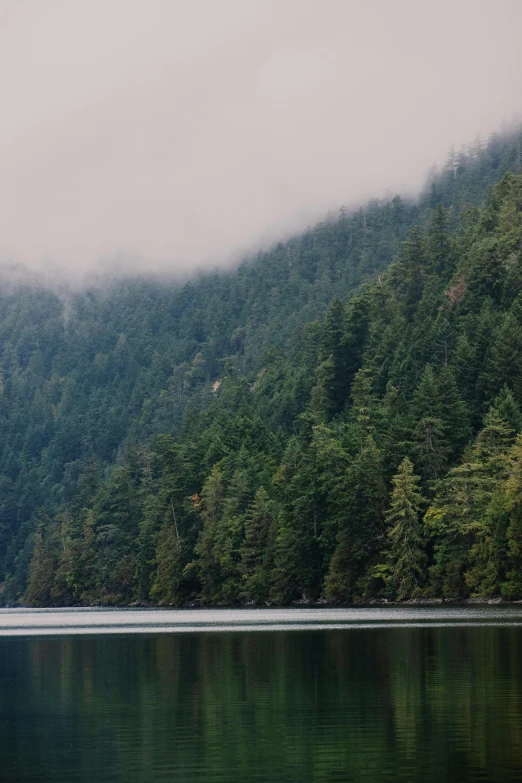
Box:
[3,126,522,607]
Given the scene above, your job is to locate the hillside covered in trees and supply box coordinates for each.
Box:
[2,126,522,605]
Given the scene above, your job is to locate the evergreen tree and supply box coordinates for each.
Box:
[398,226,429,318]
[426,409,514,598]
[270,425,324,603]
[428,205,454,276]
[501,435,522,598]
[312,299,349,419]
[488,385,522,433]
[150,510,184,605]
[410,365,450,484]
[239,487,276,603]
[438,364,472,460]
[380,458,426,599]
[24,520,57,606]
[324,436,387,601]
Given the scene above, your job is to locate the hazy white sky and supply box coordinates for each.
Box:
[0,0,521,277]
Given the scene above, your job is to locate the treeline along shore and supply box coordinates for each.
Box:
[1,128,522,607]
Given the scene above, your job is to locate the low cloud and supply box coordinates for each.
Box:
[0,0,521,279]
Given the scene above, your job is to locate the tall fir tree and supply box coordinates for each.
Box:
[380,458,426,599]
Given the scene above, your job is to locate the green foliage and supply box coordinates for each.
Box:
[324,435,386,601]
[379,458,426,599]
[1,125,522,606]
[240,487,277,603]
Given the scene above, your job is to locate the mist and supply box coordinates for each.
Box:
[0,0,521,280]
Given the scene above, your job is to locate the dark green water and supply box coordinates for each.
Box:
[1,609,522,782]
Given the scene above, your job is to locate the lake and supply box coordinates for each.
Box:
[0,606,521,782]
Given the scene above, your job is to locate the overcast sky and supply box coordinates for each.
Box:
[0,0,521,279]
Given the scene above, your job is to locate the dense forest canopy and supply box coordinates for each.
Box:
[1,125,522,605]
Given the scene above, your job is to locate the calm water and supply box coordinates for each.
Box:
[0,607,521,782]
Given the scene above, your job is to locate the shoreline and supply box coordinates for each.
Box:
[3,597,522,610]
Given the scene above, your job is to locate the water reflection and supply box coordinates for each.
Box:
[0,626,521,781]
[1,605,522,635]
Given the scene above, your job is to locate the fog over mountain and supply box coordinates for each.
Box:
[0,0,521,278]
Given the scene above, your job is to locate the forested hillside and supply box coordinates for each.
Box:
[2,126,522,605]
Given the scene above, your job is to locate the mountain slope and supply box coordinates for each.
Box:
[1,125,522,603]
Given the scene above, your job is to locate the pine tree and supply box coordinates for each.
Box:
[426,408,514,598]
[501,434,522,598]
[398,226,429,318]
[428,205,454,276]
[270,428,324,604]
[413,417,449,485]
[312,299,349,419]
[192,466,225,601]
[411,365,450,484]
[240,487,275,603]
[453,300,498,424]
[349,368,380,451]
[150,510,184,605]
[381,458,426,599]
[481,312,522,404]
[24,520,57,606]
[324,436,387,601]
[438,364,472,460]
[412,364,442,421]
[488,385,522,434]
[425,461,478,598]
